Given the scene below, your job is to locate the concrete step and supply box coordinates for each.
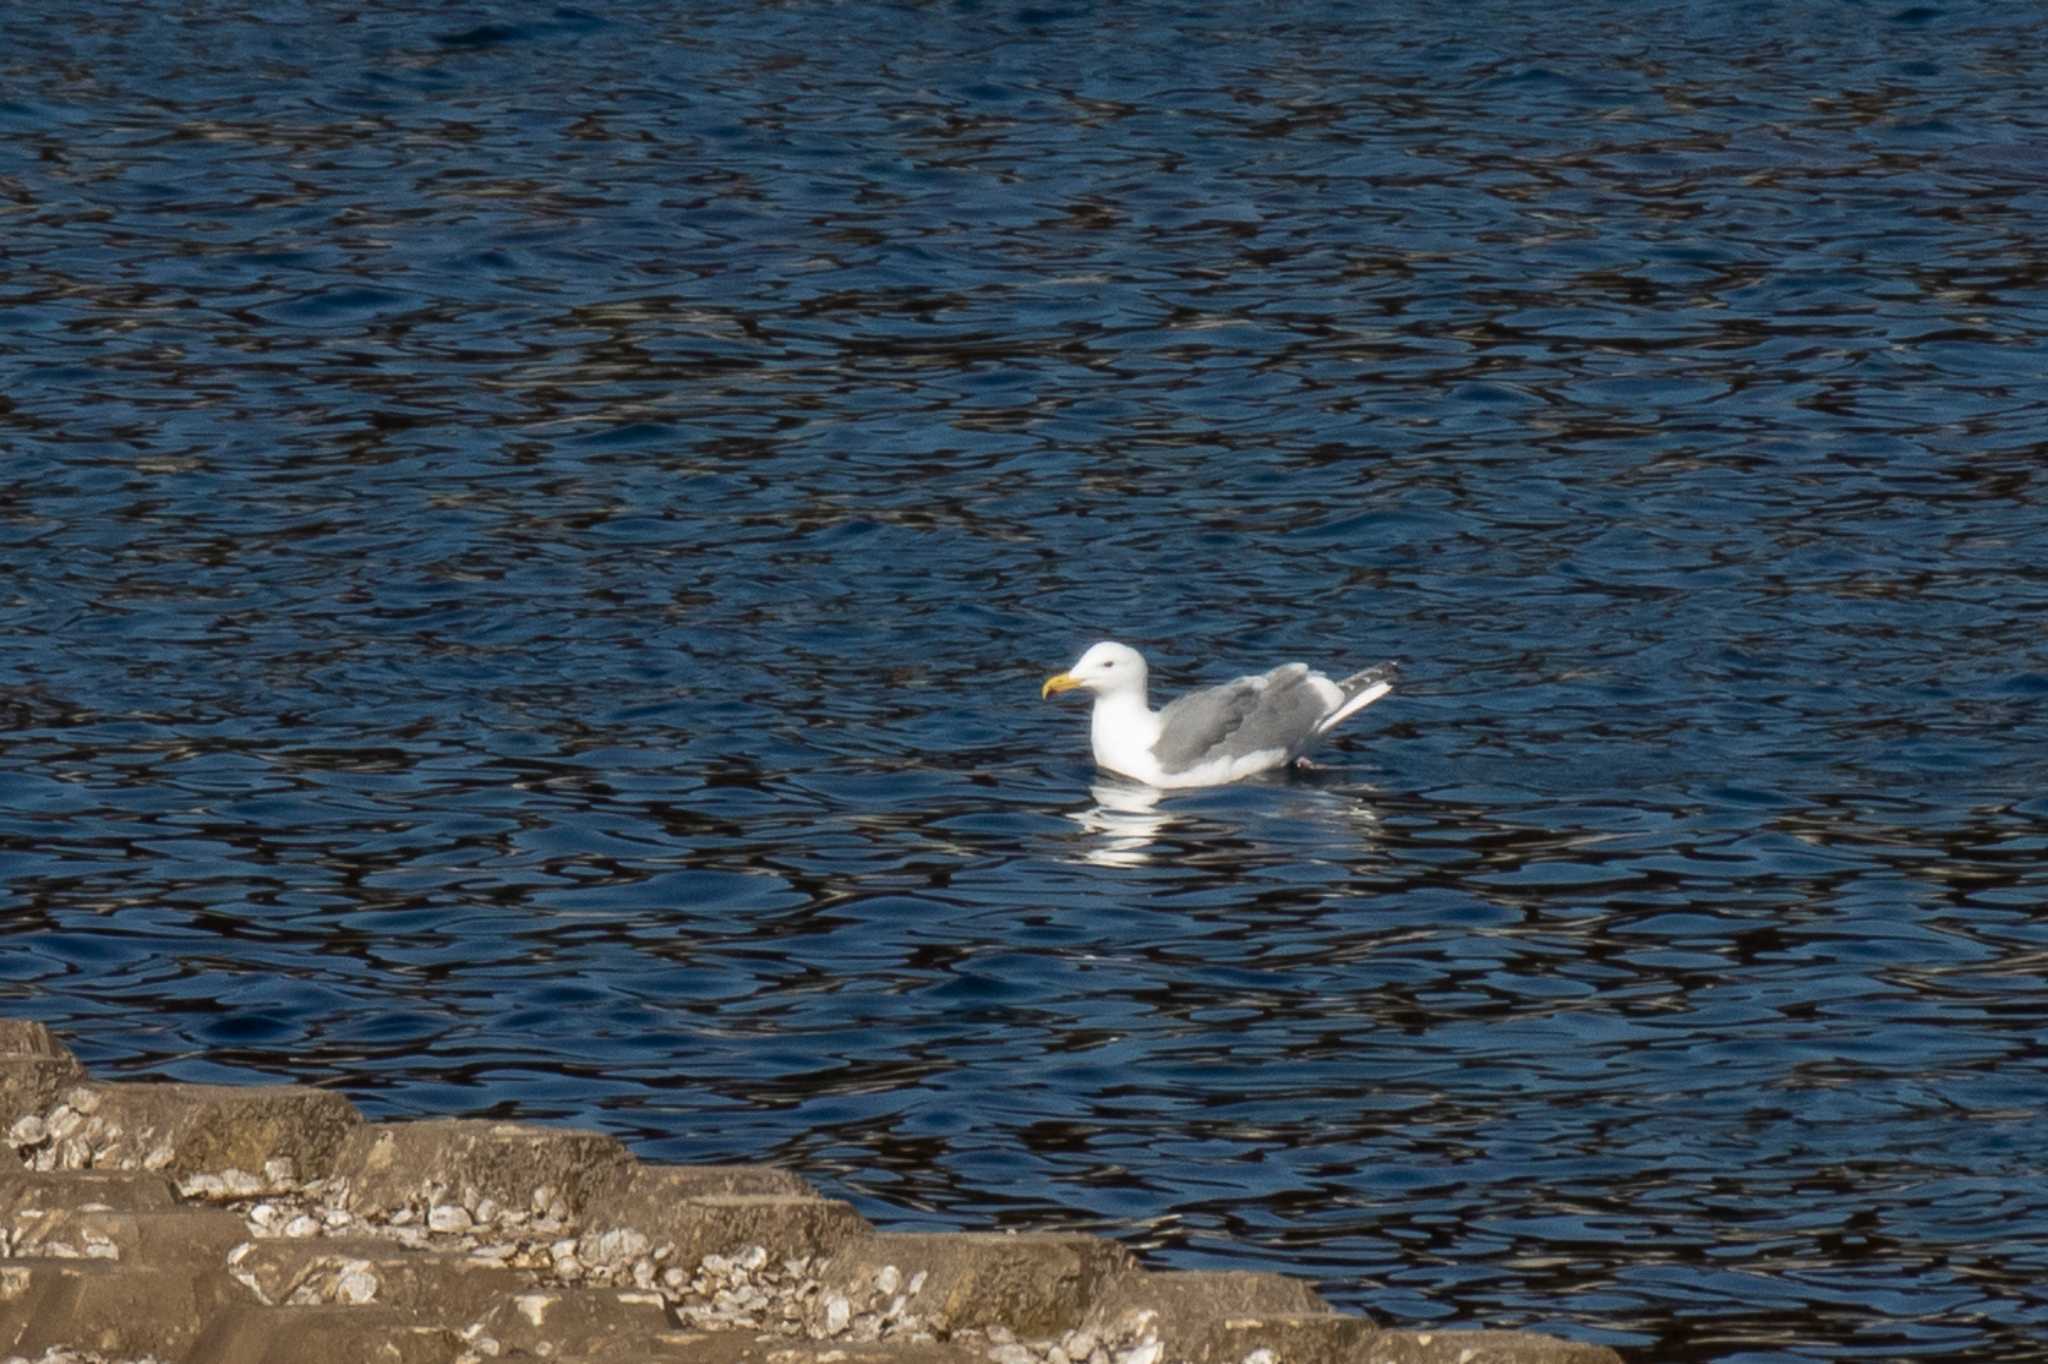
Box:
[1,1017,1625,1364]
[0,1256,241,1358]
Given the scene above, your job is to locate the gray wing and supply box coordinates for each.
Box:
[1150,663,1330,774]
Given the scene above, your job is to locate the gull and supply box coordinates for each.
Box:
[1041,641,1397,788]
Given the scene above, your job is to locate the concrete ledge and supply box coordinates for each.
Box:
[1,1170,179,1216]
[330,1117,633,1225]
[1082,1270,1356,1364]
[818,1231,1138,1339]
[190,1305,466,1364]
[596,1160,824,1204]
[0,1019,1624,1364]
[1,1258,242,1359]
[0,1022,82,1125]
[228,1238,527,1313]
[1362,1331,1627,1364]
[474,1281,672,1355]
[11,1079,358,1185]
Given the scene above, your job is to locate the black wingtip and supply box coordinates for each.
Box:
[1340,659,1401,691]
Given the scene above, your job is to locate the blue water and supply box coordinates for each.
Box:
[5,2,2048,1359]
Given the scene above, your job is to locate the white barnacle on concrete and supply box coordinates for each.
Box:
[471,1241,516,1267]
[875,1264,901,1296]
[225,1244,272,1307]
[1116,1341,1163,1364]
[460,1320,503,1355]
[1242,1350,1277,1364]
[181,1173,226,1200]
[336,1261,379,1304]
[429,1204,474,1234]
[586,1226,651,1267]
[823,1293,852,1335]
[45,1105,81,1142]
[1061,1329,1106,1364]
[549,1237,582,1280]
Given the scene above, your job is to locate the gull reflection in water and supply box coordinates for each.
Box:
[1063,774,1386,868]
[1069,778,1173,866]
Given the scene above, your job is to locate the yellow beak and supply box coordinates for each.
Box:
[1041,671,1081,700]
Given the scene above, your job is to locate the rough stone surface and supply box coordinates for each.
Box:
[0,1259,240,1358]
[1363,1329,1625,1363]
[7,1204,248,1266]
[0,1024,71,1060]
[190,1304,466,1364]
[1088,1268,1333,1327]
[473,1282,672,1354]
[617,1192,872,1266]
[1190,1314,1377,1364]
[0,1027,85,1133]
[0,1017,1624,1364]
[818,1232,1138,1339]
[586,1158,824,1213]
[9,1080,358,1184]
[631,1336,993,1364]
[228,1238,525,1316]
[1082,1270,1352,1364]
[330,1118,633,1224]
[1,1170,179,1216]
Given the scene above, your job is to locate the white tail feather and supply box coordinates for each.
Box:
[1314,662,1398,735]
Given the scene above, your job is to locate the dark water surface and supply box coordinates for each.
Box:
[6,2,2048,1359]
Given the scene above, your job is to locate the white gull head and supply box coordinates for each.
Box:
[1040,640,1148,703]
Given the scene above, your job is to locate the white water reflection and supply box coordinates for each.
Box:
[1062,776,1388,868]
[1069,779,1173,867]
